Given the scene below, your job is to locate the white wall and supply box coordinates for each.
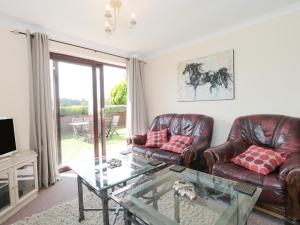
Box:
[0,29,30,150]
[144,11,300,147]
[49,42,126,67]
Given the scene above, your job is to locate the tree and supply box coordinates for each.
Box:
[60,98,81,106]
[110,81,127,105]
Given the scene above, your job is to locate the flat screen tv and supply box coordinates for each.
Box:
[0,118,17,157]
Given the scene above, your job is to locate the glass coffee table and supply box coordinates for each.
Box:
[69,153,165,225]
[111,166,262,225]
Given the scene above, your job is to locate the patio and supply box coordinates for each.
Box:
[61,128,128,165]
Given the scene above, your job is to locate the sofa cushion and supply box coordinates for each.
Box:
[212,163,287,205]
[145,128,168,148]
[131,145,155,158]
[213,163,264,186]
[131,145,181,165]
[231,145,285,175]
[151,149,182,165]
[161,135,193,153]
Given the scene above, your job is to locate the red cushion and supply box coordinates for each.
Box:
[145,128,168,148]
[231,145,286,175]
[161,135,194,153]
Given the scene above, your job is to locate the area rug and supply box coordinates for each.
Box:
[12,191,283,225]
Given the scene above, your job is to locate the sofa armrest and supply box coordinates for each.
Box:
[203,140,248,174]
[181,141,210,168]
[279,152,300,181]
[127,134,147,146]
[127,137,132,145]
[286,167,300,221]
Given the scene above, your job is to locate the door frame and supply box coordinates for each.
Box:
[50,53,126,165]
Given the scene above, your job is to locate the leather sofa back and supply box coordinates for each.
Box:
[228,114,300,156]
[149,114,214,145]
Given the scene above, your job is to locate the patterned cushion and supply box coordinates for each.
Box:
[231,145,286,175]
[145,128,168,148]
[161,135,194,153]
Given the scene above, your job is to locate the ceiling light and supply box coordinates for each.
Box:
[104,0,137,34]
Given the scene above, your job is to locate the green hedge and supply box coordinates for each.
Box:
[104,105,126,113]
[60,106,88,116]
[60,105,126,116]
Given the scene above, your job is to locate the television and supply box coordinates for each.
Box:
[0,118,17,157]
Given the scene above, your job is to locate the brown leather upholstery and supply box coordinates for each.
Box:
[131,145,182,165]
[204,115,300,221]
[128,114,214,168]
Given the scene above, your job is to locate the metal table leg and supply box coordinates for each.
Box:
[124,209,132,225]
[174,193,180,223]
[153,186,158,210]
[77,175,85,222]
[101,189,110,225]
[111,181,127,225]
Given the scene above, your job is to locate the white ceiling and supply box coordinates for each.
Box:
[0,0,299,58]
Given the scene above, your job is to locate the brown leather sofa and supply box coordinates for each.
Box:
[128,114,214,168]
[204,115,300,222]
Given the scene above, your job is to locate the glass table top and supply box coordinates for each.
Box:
[69,153,165,191]
[112,167,262,225]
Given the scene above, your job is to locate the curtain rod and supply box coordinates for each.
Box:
[11,30,130,61]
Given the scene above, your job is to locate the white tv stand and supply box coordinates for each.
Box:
[0,150,38,224]
[0,157,11,163]
[0,152,20,162]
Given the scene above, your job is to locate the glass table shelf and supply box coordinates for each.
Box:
[112,166,262,225]
[69,153,166,225]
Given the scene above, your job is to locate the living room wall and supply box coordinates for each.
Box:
[144,11,300,146]
[0,28,30,150]
[49,41,126,67]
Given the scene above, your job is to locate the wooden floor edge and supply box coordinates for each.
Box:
[254,205,285,220]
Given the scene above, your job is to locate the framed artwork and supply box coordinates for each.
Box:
[177,50,234,101]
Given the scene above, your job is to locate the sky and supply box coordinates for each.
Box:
[56,61,126,103]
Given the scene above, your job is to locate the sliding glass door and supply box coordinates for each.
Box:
[51,54,103,167]
[51,53,127,167]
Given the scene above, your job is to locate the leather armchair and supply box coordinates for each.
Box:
[127,134,147,145]
[128,114,214,168]
[204,115,300,222]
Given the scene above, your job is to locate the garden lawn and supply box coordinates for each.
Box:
[61,128,128,165]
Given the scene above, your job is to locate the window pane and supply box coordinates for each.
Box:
[17,163,35,199]
[103,66,128,156]
[0,172,11,212]
[58,62,94,165]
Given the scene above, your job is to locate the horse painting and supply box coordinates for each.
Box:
[178,50,234,101]
[182,63,233,97]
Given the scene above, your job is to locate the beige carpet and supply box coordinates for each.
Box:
[4,172,285,225]
[3,172,79,225]
[11,192,123,225]
[9,189,284,225]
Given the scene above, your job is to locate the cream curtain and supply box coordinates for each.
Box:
[126,58,148,135]
[27,31,59,188]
